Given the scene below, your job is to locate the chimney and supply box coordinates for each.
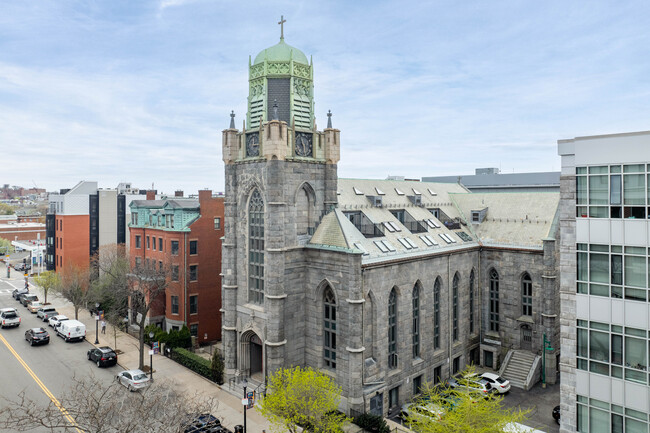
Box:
[175,190,184,197]
[146,190,155,200]
[198,189,212,203]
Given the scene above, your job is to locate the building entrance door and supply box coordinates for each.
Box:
[369,393,383,416]
[521,325,532,351]
[250,334,263,375]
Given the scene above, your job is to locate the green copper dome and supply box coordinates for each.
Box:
[253,39,309,65]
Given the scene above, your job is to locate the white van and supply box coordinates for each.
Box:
[57,319,86,342]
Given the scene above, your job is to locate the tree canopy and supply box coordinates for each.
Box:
[33,271,59,304]
[259,366,349,433]
[403,368,530,433]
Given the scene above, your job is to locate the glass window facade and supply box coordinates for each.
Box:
[576,243,650,302]
[576,164,650,219]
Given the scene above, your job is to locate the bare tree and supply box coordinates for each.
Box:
[0,375,218,433]
[93,244,171,370]
[56,263,92,320]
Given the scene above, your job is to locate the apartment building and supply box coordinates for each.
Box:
[46,181,141,274]
[129,190,224,343]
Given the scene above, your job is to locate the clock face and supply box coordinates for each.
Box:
[246,133,259,157]
[295,132,313,157]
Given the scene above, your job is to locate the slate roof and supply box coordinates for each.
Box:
[309,179,560,263]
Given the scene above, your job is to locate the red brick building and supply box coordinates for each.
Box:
[129,190,224,343]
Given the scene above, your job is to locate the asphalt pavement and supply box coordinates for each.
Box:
[0,261,272,433]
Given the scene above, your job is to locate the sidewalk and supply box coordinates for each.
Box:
[10,270,273,433]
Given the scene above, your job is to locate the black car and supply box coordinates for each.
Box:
[553,405,560,424]
[87,346,118,367]
[182,413,221,433]
[25,328,50,346]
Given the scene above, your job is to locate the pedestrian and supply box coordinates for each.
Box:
[101,319,106,334]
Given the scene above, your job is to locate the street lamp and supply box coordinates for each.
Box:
[242,378,248,433]
[149,331,155,382]
[94,303,100,344]
[542,333,553,388]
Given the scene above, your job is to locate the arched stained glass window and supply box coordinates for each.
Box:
[388,289,397,369]
[323,287,337,369]
[522,273,532,316]
[489,269,500,332]
[412,285,420,358]
[248,190,265,304]
[434,278,441,349]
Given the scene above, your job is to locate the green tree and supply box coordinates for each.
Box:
[259,366,350,433]
[0,203,14,215]
[211,349,225,385]
[403,367,530,433]
[32,271,59,305]
[0,238,12,255]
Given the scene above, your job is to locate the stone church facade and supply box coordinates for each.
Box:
[221,34,561,415]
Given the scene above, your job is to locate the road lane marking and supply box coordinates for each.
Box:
[0,333,83,432]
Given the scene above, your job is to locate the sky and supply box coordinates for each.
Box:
[2,1,650,195]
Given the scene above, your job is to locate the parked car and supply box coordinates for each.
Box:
[37,306,58,321]
[400,401,445,423]
[48,315,69,329]
[25,328,50,346]
[116,369,150,391]
[57,320,86,342]
[479,372,511,394]
[12,288,29,300]
[87,346,118,368]
[27,301,43,313]
[21,294,39,307]
[0,308,21,328]
[553,405,560,424]
[41,310,59,322]
[447,376,496,396]
[182,413,221,433]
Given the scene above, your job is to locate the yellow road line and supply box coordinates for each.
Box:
[0,333,84,432]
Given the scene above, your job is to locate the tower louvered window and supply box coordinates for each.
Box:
[248,190,265,304]
[323,287,337,369]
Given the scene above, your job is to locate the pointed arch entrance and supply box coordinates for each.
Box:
[240,330,264,381]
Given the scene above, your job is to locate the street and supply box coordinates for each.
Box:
[0,271,118,432]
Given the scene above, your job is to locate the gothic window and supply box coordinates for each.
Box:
[452,273,459,341]
[323,287,337,369]
[434,278,441,349]
[388,289,397,369]
[248,190,265,304]
[296,186,314,235]
[412,285,420,358]
[489,269,500,332]
[469,270,475,334]
[522,273,533,316]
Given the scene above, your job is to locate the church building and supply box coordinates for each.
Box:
[221,25,561,415]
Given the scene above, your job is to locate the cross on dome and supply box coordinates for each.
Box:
[278,15,286,40]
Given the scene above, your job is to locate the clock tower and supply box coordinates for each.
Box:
[221,20,340,384]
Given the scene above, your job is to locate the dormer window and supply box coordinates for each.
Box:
[353,187,364,195]
[471,208,488,224]
[366,195,383,207]
[408,194,422,206]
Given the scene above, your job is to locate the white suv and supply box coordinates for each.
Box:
[0,308,21,328]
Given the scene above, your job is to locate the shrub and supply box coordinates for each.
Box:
[353,413,389,433]
[211,349,225,385]
[171,347,214,382]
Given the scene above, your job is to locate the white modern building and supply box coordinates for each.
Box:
[559,131,650,433]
